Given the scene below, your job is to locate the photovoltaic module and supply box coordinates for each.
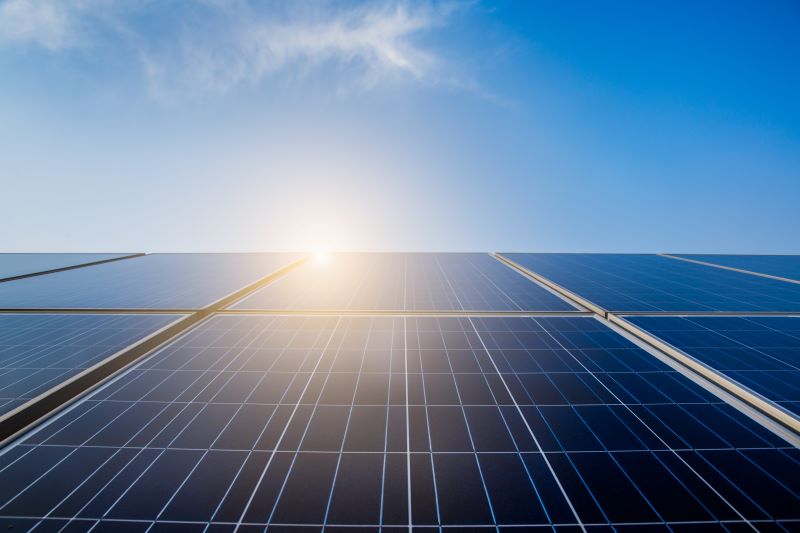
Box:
[0,252,798,530]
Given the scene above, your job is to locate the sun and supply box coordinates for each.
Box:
[311,245,330,265]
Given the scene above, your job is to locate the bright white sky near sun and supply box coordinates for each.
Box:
[0,0,798,252]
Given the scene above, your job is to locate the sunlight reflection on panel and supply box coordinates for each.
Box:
[232,253,577,311]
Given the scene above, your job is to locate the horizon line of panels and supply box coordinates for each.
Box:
[4,252,799,314]
[0,253,578,313]
[626,315,800,420]
[1,314,798,530]
[502,253,800,313]
[0,314,184,419]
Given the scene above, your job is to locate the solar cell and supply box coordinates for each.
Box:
[0,254,134,281]
[502,253,800,312]
[234,253,576,311]
[0,314,181,417]
[626,315,800,418]
[0,254,301,310]
[1,314,796,529]
[675,254,800,283]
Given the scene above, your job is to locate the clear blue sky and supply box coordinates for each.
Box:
[1,0,798,253]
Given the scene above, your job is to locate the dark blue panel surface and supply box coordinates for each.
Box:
[628,315,800,417]
[1,315,795,529]
[235,253,576,311]
[678,254,800,282]
[503,253,800,312]
[0,253,300,309]
[0,314,180,416]
[0,254,131,280]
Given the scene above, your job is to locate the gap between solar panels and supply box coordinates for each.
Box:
[218,309,594,317]
[493,252,800,440]
[660,253,800,285]
[607,314,800,439]
[0,255,310,447]
[614,310,800,317]
[493,253,606,317]
[0,253,145,284]
[0,309,595,317]
[0,308,199,315]
[600,316,800,449]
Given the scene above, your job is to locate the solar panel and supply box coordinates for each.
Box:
[626,315,800,418]
[502,253,800,312]
[234,253,576,311]
[0,314,181,417]
[0,254,301,310]
[0,254,134,281]
[1,314,796,529]
[675,255,800,283]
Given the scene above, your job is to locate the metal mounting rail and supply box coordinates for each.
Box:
[492,253,607,317]
[608,314,800,437]
[494,252,800,442]
[220,309,594,317]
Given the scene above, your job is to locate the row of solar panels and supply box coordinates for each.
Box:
[1,315,798,529]
[0,252,799,529]
[1,252,800,312]
[503,254,800,313]
[1,253,799,422]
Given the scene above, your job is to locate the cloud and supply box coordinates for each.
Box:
[141,1,458,100]
[0,0,83,50]
[0,0,483,101]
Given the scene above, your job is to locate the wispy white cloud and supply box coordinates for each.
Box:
[0,0,489,101]
[0,0,84,50]
[140,1,460,100]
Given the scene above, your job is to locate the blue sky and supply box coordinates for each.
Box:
[1,0,798,252]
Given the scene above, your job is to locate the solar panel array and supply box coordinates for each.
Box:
[0,251,798,531]
[502,253,800,312]
[235,253,576,311]
[626,316,800,418]
[0,314,181,417]
[2,315,798,530]
[0,254,301,309]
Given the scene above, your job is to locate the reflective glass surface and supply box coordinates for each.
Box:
[628,315,800,417]
[1,315,796,529]
[503,253,800,312]
[0,254,132,280]
[0,254,301,309]
[678,254,800,282]
[235,253,576,311]
[0,314,180,416]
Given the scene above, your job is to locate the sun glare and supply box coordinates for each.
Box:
[312,245,330,265]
